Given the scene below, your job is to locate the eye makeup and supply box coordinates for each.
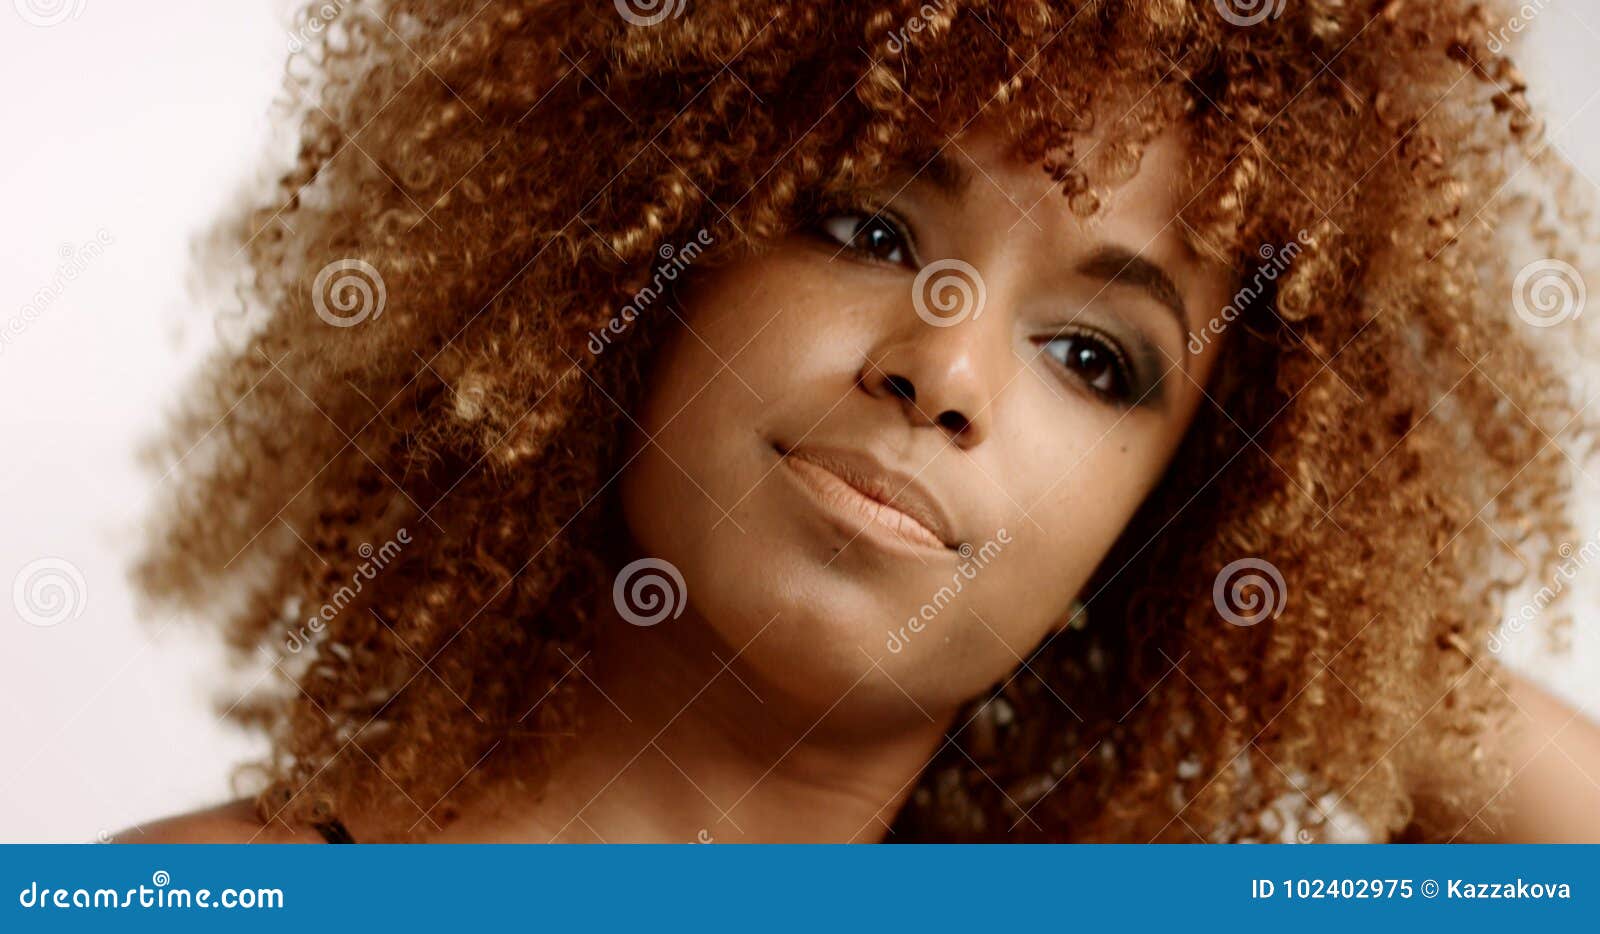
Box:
[811,199,922,269]
[806,190,1178,412]
[1035,320,1169,411]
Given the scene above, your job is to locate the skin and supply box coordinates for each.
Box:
[118,126,1600,844]
[614,126,1231,721]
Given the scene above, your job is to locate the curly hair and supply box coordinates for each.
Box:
[136,0,1599,842]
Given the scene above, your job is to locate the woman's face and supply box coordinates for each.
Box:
[619,125,1236,721]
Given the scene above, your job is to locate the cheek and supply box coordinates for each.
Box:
[620,256,939,709]
[621,246,911,532]
[615,258,860,586]
[620,254,859,552]
[874,405,1174,700]
[617,277,770,575]
[1007,408,1169,560]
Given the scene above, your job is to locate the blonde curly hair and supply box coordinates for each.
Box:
[138,0,1596,842]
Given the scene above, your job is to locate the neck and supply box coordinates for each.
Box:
[471,600,952,843]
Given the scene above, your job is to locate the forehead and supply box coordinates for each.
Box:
[935,123,1199,258]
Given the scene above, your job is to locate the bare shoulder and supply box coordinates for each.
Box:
[112,799,329,845]
[1488,671,1600,842]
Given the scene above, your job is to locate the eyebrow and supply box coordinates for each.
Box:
[912,151,1191,334]
[913,150,974,200]
[1074,246,1190,334]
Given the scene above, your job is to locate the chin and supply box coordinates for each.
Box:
[687,542,1005,721]
[685,542,890,695]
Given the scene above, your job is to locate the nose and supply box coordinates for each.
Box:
[860,298,1001,448]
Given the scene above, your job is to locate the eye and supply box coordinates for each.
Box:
[816,211,912,266]
[1042,330,1134,403]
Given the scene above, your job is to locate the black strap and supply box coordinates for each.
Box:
[312,819,356,844]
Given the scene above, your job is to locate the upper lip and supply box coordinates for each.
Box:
[776,442,959,549]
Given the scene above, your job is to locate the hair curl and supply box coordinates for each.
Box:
[137,0,1599,842]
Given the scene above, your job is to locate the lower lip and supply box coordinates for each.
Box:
[778,450,949,555]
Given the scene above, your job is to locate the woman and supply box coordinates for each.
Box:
[121,0,1600,843]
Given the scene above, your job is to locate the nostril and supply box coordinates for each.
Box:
[936,410,970,435]
[884,374,916,403]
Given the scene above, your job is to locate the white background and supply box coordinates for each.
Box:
[3,1,1599,842]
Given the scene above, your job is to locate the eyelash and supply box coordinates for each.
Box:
[1038,328,1138,406]
[813,206,1141,407]
[813,207,917,268]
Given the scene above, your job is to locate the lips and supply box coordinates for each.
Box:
[775,442,958,553]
